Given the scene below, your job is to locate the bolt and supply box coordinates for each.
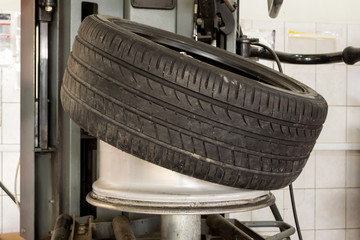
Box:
[44,5,53,12]
[77,224,87,235]
[49,199,55,204]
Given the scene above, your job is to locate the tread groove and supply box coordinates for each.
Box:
[75,35,322,129]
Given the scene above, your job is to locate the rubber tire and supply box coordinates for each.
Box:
[61,15,327,190]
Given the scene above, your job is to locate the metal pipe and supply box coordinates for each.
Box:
[0,181,18,205]
[206,214,252,240]
[241,221,295,240]
[250,47,343,65]
[270,203,283,221]
[269,203,286,232]
[50,214,73,240]
[161,214,201,240]
[112,216,136,240]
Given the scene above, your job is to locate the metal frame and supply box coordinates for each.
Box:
[20,1,36,238]
[51,214,295,240]
[21,1,126,238]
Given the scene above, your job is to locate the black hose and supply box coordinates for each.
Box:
[289,184,303,240]
[250,46,360,65]
[251,42,283,73]
[250,42,303,240]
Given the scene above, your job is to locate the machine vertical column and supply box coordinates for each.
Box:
[39,21,49,149]
[161,215,201,240]
[20,0,36,238]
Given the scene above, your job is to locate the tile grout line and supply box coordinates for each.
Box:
[345,151,348,240]
[1,68,3,145]
[311,153,316,235]
[315,22,318,101]
[314,151,317,238]
[281,20,285,222]
[344,23,349,240]
[0,68,2,130]
[345,24,349,146]
[1,152,2,203]
[1,152,3,234]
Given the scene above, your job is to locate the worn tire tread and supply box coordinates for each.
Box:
[60,15,327,190]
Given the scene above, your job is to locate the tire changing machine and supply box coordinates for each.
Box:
[21,0,295,239]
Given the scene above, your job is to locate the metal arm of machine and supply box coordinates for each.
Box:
[267,0,284,18]
[237,33,360,65]
[194,0,237,48]
[250,45,360,65]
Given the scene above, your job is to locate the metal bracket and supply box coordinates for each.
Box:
[37,0,56,150]
[216,1,235,35]
[207,215,295,240]
[131,0,176,10]
[51,214,295,240]
[267,0,283,18]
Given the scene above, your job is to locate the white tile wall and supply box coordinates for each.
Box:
[0,67,20,234]
[316,189,346,229]
[2,103,20,144]
[2,152,20,195]
[0,12,21,232]
[284,64,316,89]
[230,209,251,222]
[348,25,360,67]
[347,66,360,105]
[317,106,346,143]
[2,196,19,233]
[285,22,316,54]
[316,23,347,54]
[252,189,284,221]
[346,189,360,228]
[0,196,2,232]
[252,20,285,51]
[316,65,347,106]
[283,189,315,230]
[292,153,315,189]
[315,151,346,188]
[239,19,253,31]
[297,230,315,240]
[346,151,360,188]
[1,67,20,103]
[347,107,360,143]
[316,230,345,240]
[231,19,360,240]
[346,229,360,240]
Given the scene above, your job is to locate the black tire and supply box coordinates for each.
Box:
[61,15,327,190]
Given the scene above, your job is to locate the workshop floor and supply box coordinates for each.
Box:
[0,233,23,240]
